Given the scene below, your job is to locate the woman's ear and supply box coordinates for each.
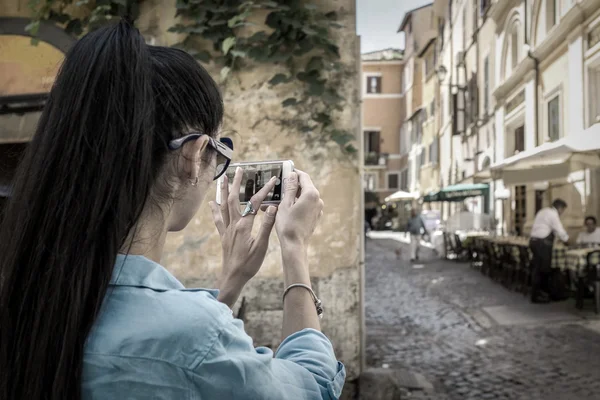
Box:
[181,136,209,181]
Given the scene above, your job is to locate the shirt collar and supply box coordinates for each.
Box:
[111,254,186,291]
[110,255,220,300]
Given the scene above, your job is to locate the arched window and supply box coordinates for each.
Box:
[511,22,521,69]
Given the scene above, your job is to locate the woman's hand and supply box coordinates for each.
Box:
[209,168,278,308]
[275,171,324,249]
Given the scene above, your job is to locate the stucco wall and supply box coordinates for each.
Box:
[137,0,363,384]
[1,0,363,388]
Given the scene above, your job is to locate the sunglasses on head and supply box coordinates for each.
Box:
[168,132,233,181]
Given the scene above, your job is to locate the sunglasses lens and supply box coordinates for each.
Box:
[215,160,227,178]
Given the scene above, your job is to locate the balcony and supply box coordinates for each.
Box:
[365,152,387,166]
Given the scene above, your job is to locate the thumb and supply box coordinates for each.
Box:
[282,172,298,207]
[257,206,278,245]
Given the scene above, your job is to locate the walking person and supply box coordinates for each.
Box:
[0,21,344,400]
[407,209,427,262]
[529,199,569,303]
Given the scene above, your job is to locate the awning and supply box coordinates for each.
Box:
[422,183,490,202]
[490,125,600,185]
[384,190,418,202]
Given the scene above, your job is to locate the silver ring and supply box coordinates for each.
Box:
[241,203,257,217]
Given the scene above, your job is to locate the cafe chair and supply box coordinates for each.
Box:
[516,246,532,296]
[582,250,600,314]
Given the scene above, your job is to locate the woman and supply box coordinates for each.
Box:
[0,21,345,400]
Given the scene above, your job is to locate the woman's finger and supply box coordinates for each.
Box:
[228,167,243,223]
[209,201,225,236]
[240,176,278,226]
[220,175,230,227]
[255,206,277,249]
[282,172,299,208]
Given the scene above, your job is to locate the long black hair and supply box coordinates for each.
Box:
[0,20,223,400]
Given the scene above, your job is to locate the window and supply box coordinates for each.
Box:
[420,149,426,166]
[547,0,557,31]
[424,52,435,77]
[429,139,439,164]
[364,130,380,154]
[480,0,490,16]
[366,76,382,94]
[438,19,445,51]
[548,95,560,141]
[535,190,545,214]
[514,185,527,236]
[511,24,520,69]
[514,125,525,153]
[400,169,409,190]
[430,101,436,118]
[400,124,409,155]
[388,173,399,190]
[363,172,377,191]
[483,56,490,113]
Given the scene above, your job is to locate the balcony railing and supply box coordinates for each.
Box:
[365,152,387,166]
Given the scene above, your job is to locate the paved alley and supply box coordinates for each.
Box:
[365,236,600,400]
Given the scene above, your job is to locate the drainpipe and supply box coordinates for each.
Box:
[525,0,540,146]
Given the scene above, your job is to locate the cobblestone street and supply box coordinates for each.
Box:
[365,236,600,400]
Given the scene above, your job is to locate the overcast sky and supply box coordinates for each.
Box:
[357,0,432,53]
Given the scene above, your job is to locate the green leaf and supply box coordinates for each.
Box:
[175,0,189,10]
[268,73,290,86]
[329,22,345,29]
[301,26,317,35]
[25,21,40,36]
[306,56,324,72]
[30,37,40,46]
[65,19,83,35]
[312,112,331,124]
[113,0,128,6]
[308,82,325,96]
[300,125,313,133]
[75,0,90,5]
[322,89,343,105]
[230,50,247,58]
[208,19,228,26]
[194,50,212,63]
[220,66,231,82]
[304,4,318,10]
[331,130,354,146]
[48,11,71,23]
[325,11,338,20]
[345,144,358,153]
[282,98,298,107]
[222,37,236,54]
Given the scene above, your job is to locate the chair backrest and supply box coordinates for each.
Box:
[586,250,600,281]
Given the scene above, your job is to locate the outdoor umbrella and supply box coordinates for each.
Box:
[384,190,417,202]
[490,126,600,185]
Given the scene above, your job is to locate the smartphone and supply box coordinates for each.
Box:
[216,160,295,205]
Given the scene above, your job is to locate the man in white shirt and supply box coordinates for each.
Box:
[529,199,569,303]
[576,216,600,245]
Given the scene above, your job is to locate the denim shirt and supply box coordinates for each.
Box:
[83,255,346,399]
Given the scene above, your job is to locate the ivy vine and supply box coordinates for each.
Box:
[26,0,356,154]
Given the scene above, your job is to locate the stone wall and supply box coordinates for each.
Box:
[137,0,363,384]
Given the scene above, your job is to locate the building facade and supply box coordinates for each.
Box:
[422,0,600,236]
[398,4,438,196]
[361,49,406,203]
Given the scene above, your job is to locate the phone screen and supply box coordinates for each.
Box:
[224,162,284,203]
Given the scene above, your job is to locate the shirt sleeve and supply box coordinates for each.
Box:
[189,313,346,400]
[550,212,569,242]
